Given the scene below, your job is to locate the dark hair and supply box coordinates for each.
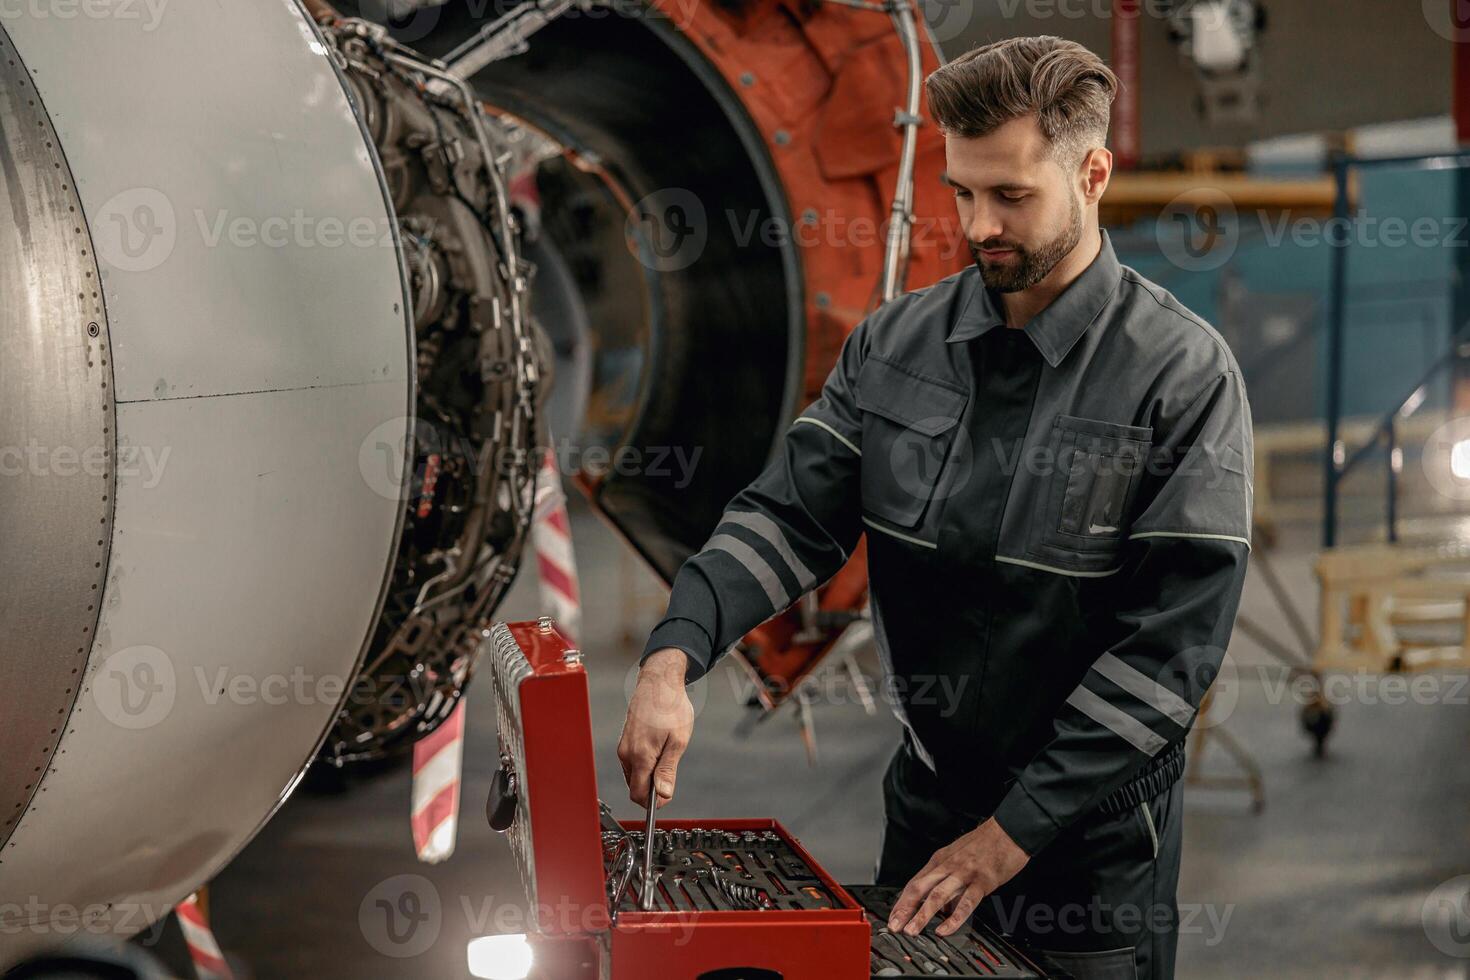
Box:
[925,36,1119,165]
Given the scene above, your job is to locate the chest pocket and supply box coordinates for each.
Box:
[1025,414,1152,572]
[854,356,968,530]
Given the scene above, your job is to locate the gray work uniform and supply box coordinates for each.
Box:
[643,231,1253,979]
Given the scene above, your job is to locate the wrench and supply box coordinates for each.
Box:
[639,784,657,911]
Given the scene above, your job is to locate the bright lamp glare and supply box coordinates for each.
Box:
[1451,439,1470,482]
[467,934,534,980]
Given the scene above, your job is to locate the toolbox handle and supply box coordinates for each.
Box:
[695,971,782,979]
[485,765,518,832]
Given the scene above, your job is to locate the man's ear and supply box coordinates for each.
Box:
[1079,147,1113,205]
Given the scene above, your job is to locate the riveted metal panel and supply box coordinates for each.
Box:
[0,23,114,853]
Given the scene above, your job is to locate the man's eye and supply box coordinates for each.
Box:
[1000,193,1027,204]
[953,189,972,199]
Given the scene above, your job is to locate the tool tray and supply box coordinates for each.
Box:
[848,886,1065,979]
[487,619,1062,979]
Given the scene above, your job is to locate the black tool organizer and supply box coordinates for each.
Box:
[599,830,1066,978]
[848,886,1065,979]
[602,827,842,913]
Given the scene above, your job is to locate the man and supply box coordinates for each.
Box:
[618,35,1251,980]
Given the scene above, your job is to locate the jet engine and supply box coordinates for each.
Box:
[0,0,964,960]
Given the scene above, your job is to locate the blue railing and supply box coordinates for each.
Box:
[1322,149,1470,548]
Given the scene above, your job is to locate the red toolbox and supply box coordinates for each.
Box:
[485,618,1063,980]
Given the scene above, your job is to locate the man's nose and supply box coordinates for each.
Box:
[966,207,1004,245]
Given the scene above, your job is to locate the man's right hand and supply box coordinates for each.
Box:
[616,647,695,810]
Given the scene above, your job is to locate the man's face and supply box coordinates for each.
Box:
[943,116,1089,293]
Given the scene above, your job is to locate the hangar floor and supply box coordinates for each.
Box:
[184,500,1470,979]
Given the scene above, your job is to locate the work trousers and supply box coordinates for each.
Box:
[875,741,1185,980]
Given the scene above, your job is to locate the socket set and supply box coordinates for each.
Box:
[847,885,1062,979]
[602,826,843,914]
[488,620,1060,978]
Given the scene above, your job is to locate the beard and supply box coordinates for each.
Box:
[970,194,1083,293]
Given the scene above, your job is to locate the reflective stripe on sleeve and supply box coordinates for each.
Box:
[1065,686,1168,756]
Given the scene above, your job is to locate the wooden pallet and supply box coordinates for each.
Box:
[1316,541,1470,671]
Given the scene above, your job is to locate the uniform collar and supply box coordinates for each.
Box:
[946,229,1122,368]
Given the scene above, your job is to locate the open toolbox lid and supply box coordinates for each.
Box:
[486,618,607,934]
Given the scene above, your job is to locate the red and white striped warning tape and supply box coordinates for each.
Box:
[531,447,582,643]
[407,448,580,863]
[411,697,467,864]
[175,892,232,980]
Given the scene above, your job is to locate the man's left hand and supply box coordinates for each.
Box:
[887,817,1030,937]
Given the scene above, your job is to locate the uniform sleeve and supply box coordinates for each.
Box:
[992,370,1253,855]
[640,320,871,683]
